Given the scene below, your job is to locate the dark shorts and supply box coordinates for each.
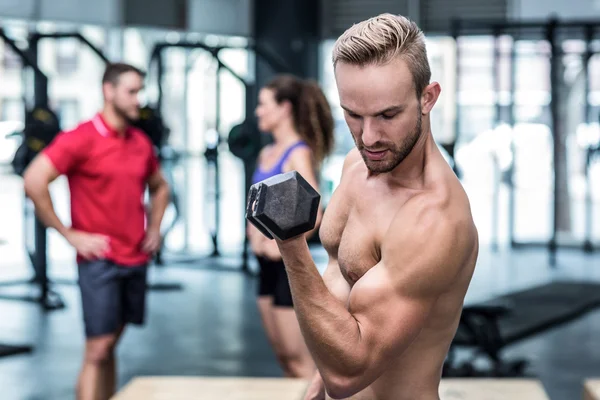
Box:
[256,255,293,307]
[78,259,148,338]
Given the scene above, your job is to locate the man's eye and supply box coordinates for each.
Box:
[382,113,396,120]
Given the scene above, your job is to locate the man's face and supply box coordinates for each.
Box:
[104,71,144,122]
[335,57,424,173]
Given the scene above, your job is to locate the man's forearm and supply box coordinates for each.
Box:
[277,238,364,378]
[147,184,170,232]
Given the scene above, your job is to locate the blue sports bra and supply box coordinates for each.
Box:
[251,141,309,184]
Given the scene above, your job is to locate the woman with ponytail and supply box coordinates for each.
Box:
[248,74,334,378]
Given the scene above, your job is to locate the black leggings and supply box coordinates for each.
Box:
[256,255,294,307]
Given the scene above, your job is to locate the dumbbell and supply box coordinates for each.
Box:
[246,171,320,241]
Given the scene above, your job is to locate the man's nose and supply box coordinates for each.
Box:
[361,119,381,148]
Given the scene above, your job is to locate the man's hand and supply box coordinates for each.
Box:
[141,228,161,254]
[246,171,319,241]
[65,229,110,260]
[303,372,326,400]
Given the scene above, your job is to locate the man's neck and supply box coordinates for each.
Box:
[101,107,128,136]
[379,129,435,189]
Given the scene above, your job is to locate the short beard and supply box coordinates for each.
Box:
[114,103,135,125]
[358,106,423,174]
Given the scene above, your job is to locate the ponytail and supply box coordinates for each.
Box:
[297,79,335,167]
[265,74,335,168]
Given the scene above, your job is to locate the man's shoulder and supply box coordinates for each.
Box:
[51,120,95,144]
[68,118,94,134]
[382,189,477,295]
[337,148,364,184]
[343,148,362,169]
[404,185,474,239]
[129,127,154,148]
[384,177,476,256]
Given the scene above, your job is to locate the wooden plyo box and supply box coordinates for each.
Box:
[112,377,550,400]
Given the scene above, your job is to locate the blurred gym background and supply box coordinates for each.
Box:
[0,1,600,399]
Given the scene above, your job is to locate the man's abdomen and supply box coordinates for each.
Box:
[70,182,148,266]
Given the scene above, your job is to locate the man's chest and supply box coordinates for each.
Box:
[78,139,150,182]
[336,209,388,285]
[322,198,401,286]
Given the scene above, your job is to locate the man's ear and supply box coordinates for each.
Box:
[102,82,114,102]
[420,82,441,115]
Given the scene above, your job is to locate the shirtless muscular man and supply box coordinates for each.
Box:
[271,13,479,400]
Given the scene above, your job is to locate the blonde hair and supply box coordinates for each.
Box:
[332,13,431,98]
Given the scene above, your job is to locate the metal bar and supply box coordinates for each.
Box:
[212,58,222,257]
[508,35,517,247]
[209,41,292,72]
[583,25,594,253]
[493,30,502,127]
[452,18,600,31]
[150,41,289,84]
[75,33,110,64]
[241,82,258,274]
[547,18,560,267]
[151,42,244,81]
[250,42,292,73]
[28,33,49,299]
[491,29,501,252]
[29,32,110,64]
[156,48,165,112]
[512,240,596,250]
[182,50,190,251]
[0,29,49,106]
[451,19,461,170]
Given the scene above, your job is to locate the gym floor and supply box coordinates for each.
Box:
[1,158,600,400]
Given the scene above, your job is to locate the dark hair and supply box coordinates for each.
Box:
[265,74,335,166]
[102,62,146,86]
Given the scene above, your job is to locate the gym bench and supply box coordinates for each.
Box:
[444,281,600,377]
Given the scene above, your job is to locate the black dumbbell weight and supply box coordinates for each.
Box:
[246,171,320,241]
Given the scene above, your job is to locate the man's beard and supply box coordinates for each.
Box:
[356,109,423,174]
[114,103,136,124]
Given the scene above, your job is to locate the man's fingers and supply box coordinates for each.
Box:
[81,248,95,260]
[141,237,155,253]
[88,238,110,257]
[146,239,159,253]
[97,235,111,244]
[88,234,110,245]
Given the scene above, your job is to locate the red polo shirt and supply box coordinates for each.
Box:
[43,113,159,266]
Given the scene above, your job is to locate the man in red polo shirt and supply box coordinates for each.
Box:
[23,63,170,400]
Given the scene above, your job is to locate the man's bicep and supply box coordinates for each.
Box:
[147,169,167,192]
[24,153,62,185]
[348,265,432,361]
[322,260,350,305]
[40,130,83,175]
[346,210,470,369]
